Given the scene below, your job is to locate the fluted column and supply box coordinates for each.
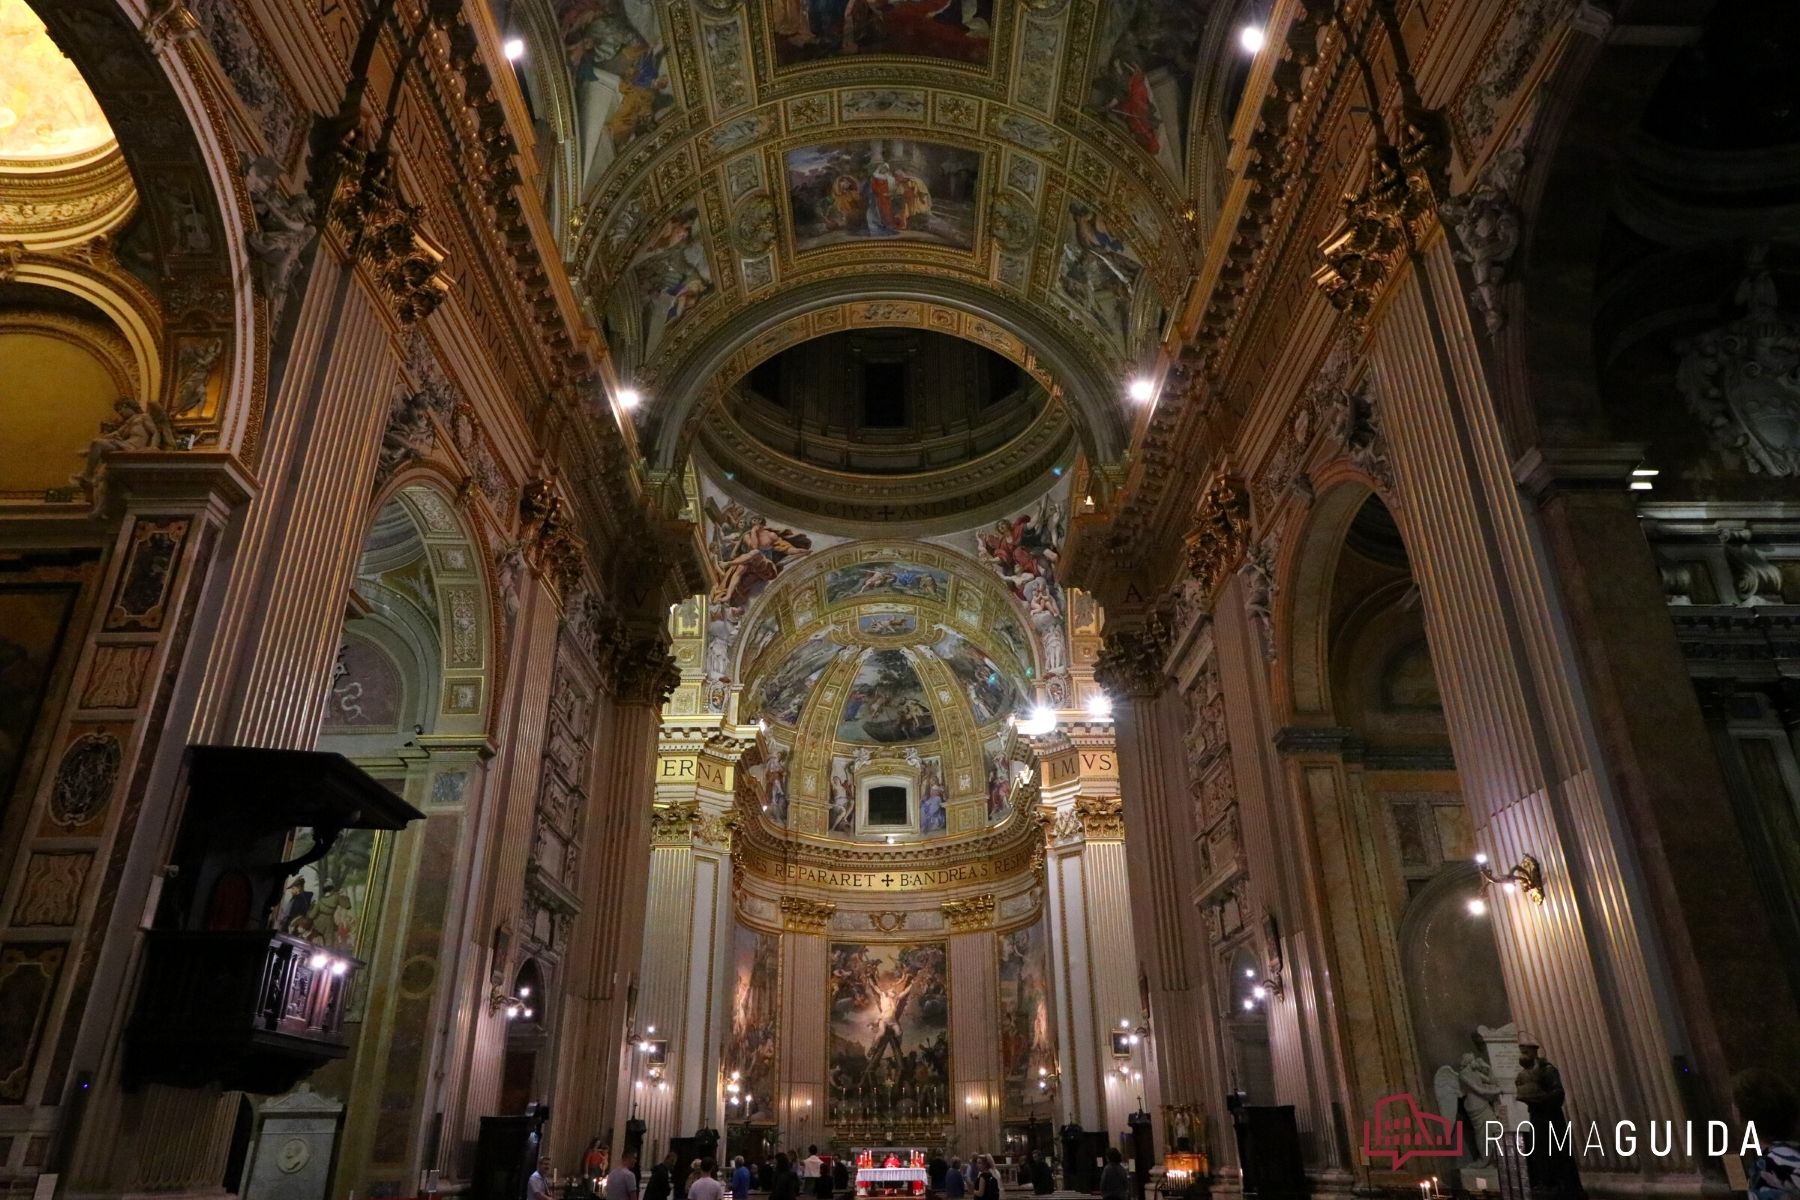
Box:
[1212,573,1353,1176]
[778,913,830,1149]
[451,569,563,1153]
[1095,625,1209,1155]
[190,253,396,749]
[560,635,678,1157]
[948,923,1002,1151]
[1361,242,1690,1172]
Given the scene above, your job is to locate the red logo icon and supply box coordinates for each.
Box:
[1363,1093,1464,1169]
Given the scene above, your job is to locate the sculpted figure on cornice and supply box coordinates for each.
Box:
[376,387,437,486]
[74,397,182,503]
[1439,132,1526,335]
[242,154,317,319]
[1094,617,1171,701]
[1182,472,1251,603]
[1323,379,1395,493]
[1239,533,1279,664]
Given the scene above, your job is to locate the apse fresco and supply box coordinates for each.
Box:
[1055,201,1144,352]
[706,492,818,609]
[999,920,1057,1117]
[743,607,783,666]
[984,734,1016,820]
[1088,0,1203,180]
[764,742,791,824]
[992,610,1031,672]
[726,924,780,1124]
[838,649,936,743]
[752,632,844,726]
[825,560,949,604]
[829,942,950,1118]
[556,0,674,163]
[930,627,1016,725]
[785,141,981,252]
[920,755,948,833]
[771,0,995,67]
[627,207,713,351]
[828,755,856,833]
[857,610,918,637]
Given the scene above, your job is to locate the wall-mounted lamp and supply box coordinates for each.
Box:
[1476,852,1545,906]
[490,989,535,1019]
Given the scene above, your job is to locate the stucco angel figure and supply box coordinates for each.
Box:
[75,396,177,494]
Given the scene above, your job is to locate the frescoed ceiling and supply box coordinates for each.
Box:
[0,0,116,163]
[503,0,1216,468]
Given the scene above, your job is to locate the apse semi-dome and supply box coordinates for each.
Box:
[735,542,1041,845]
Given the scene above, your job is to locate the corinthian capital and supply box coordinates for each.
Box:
[603,632,680,706]
[1094,620,1172,701]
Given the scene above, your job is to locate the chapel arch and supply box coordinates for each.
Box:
[1276,485,1515,1127]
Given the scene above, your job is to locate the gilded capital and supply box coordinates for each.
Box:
[604,634,680,707]
[779,896,837,933]
[650,801,702,845]
[940,894,996,932]
[1074,796,1125,842]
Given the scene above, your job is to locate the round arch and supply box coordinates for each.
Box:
[642,276,1130,471]
[27,0,261,454]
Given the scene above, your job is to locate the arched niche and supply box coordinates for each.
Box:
[1397,865,1512,1094]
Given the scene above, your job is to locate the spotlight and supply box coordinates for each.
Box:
[309,952,329,970]
[1128,377,1156,403]
[1251,985,1267,1001]
[1120,1019,1132,1029]
[503,37,526,60]
[618,387,642,410]
[523,1007,535,1019]
[1238,24,1266,53]
[1466,897,1488,916]
[506,1004,521,1019]
[1474,852,1489,866]
[1086,693,1113,719]
[1243,968,1256,979]
[330,959,348,976]
[1242,998,1255,1012]
[520,986,531,998]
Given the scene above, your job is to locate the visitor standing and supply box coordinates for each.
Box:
[731,1157,751,1200]
[944,1159,965,1200]
[1100,1149,1129,1200]
[604,1152,640,1200]
[645,1155,675,1200]
[772,1154,799,1200]
[802,1147,823,1182]
[688,1161,725,1200]
[1030,1152,1054,1195]
[529,1158,558,1200]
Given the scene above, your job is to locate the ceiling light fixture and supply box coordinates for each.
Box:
[1128,377,1156,403]
[503,37,526,61]
[1239,24,1266,53]
[1086,693,1113,720]
[617,387,642,410]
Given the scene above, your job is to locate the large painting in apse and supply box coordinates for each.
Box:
[785,142,980,252]
[0,584,79,810]
[824,561,948,604]
[726,924,780,1123]
[999,921,1057,1117]
[771,0,994,67]
[837,649,935,743]
[829,942,949,1115]
[929,628,1016,725]
[751,633,843,726]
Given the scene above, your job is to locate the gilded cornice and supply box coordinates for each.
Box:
[0,149,137,244]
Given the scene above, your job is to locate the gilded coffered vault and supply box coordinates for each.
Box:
[503,0,1219,470]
